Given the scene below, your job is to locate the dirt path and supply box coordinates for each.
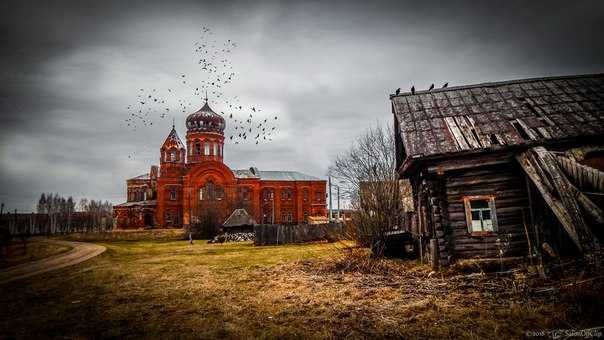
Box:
[0,240,106,285]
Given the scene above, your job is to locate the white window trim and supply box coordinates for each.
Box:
[463,195,498,235]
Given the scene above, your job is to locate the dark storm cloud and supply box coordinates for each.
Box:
[1,0,604,210]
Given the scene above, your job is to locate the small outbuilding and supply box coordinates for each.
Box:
[390,74,604,267]
[222,208,257,233]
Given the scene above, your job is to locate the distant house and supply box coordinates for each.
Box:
[391,74,604,266]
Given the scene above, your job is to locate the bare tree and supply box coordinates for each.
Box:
[329,123,405,257]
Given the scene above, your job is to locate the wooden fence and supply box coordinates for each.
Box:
[254,223,346,245]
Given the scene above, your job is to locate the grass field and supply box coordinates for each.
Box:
[0,240,72,269]
[1,238,602,339]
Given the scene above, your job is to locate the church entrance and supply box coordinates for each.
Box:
[144,212,154,227]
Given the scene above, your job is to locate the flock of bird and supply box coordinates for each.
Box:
[395,82,449,96]
[124,26,281,160]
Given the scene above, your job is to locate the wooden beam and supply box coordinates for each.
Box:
[516,147,599,253]
[427,153,514,173]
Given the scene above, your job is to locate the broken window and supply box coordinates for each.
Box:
[463,196,498,235]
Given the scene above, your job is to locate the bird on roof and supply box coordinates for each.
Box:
[443,82,448,88]
[395,88,401,95]
[428,84,434,91]
[411,86,415,95]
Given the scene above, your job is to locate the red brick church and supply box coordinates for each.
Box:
[114,100,327,229]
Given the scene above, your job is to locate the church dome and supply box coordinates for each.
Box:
[186,101,225,134]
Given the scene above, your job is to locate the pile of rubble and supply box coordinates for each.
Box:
[208,232,255,243]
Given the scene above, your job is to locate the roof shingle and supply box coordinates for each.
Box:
[391,74,604,163]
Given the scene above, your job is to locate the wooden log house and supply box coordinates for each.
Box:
[390,74,604,267]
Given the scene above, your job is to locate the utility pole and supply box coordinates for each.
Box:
[328,176,333,222]
[336,185,340,223]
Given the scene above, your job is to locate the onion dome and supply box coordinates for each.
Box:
[186,101,225,134]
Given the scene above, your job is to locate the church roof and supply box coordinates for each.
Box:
[233,168,322,181]
[223,208,256,227]
[391,73,604,170]
[114,200,157,208]
[162,126,185,149]
[128,173,150,181]
[186,101,226,134]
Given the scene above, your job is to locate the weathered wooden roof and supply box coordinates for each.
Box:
[223,208,256,227]
[391,74,604,172]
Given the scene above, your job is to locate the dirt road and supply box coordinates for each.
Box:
[0,239,105,285]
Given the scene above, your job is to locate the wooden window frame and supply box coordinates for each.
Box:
[463,195,498,237]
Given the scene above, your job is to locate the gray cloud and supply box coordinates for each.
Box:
[1,0,604,211]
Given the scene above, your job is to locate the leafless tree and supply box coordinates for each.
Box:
[329,123,406,257]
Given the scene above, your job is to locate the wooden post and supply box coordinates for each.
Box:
[430,238,439,271]
[525,175,544,277]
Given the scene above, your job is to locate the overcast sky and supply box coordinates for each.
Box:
[1,0,604,211]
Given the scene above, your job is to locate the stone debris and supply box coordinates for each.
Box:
[208,232,255,243]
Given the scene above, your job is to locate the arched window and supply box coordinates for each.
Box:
[303,188,309,202]
[238,187,251,201]
[204,141,210,156]
[213,143,218,157]
[199,182,221,201]
[215,186,224,200]
[169,187,177,200]
[281,188,293,201]
[170,150,176,161]
[262,188,274,201]
[194,140,201,155]
[217,144,222,157]
[206,182,214,200]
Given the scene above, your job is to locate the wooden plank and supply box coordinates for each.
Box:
[516,118,539,140]
[536,127,552,138]
[444,117,470,150]
[454,116,482,148]
[516,147,598,253]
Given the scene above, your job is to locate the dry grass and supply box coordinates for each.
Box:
[56,228,186,242]
[1,240,602,339]
[0,240,72,269]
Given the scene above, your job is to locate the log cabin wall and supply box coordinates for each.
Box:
[433,161,530,260]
